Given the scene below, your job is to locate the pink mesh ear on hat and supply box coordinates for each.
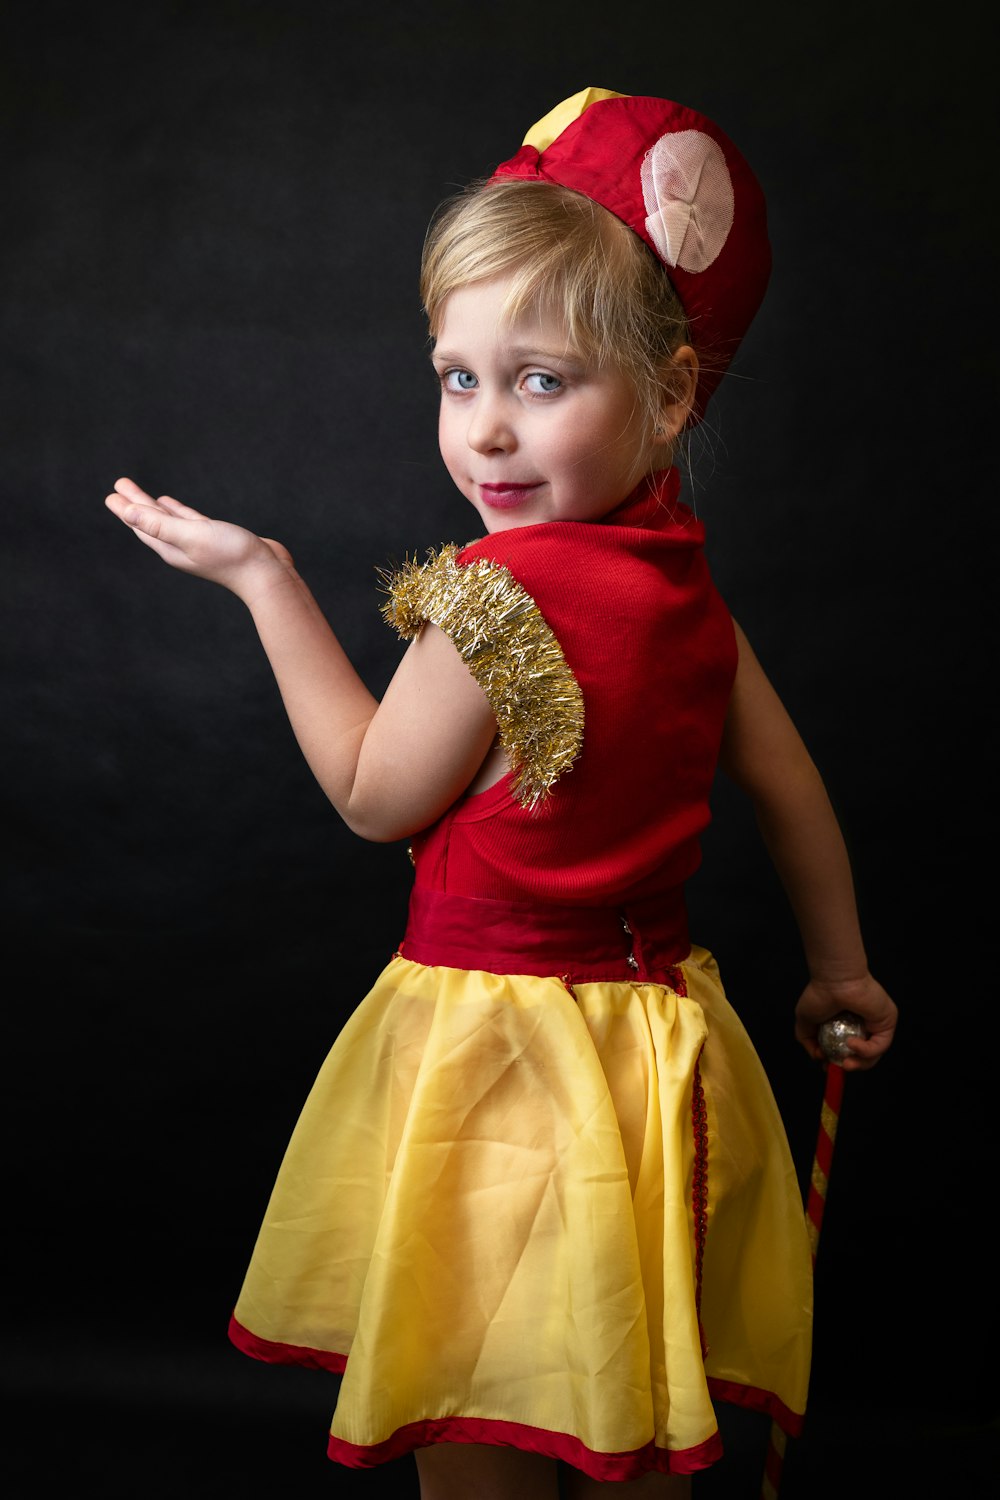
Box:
[490,92,771,419]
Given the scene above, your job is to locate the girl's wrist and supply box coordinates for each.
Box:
[804,961,870,991]
[230,548,300,610]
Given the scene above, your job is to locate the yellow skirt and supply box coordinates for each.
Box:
[229,948,812,1480]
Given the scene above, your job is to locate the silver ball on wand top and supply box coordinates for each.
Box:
[817,1011,869,1063]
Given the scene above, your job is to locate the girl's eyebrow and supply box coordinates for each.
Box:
[508,345,586,367]
[431,344,585,369]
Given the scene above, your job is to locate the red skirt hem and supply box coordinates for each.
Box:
[229,1316,803,1476]
[228,1314,347,1374]
[328,1415,722,1479]
[705,1376,804,1437]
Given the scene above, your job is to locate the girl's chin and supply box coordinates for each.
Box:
[478,509,535,534]
[470,496,544,532]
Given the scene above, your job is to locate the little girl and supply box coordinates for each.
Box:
[105,88,896,1499]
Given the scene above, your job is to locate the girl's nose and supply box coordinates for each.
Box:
[467,392,516,454]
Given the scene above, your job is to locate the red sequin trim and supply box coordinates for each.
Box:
[691,1052,709,1358]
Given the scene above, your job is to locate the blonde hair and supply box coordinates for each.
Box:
[420,179,693,441]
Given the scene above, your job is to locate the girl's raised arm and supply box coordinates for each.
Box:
[105,478,498,841]
[719,620,898,1070]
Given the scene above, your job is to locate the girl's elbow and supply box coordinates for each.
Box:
[338,803,410,843]
[337,790,427,844]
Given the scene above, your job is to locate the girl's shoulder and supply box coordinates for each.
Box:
[380,536,584,809]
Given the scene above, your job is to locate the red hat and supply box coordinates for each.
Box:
[490,88,770,417]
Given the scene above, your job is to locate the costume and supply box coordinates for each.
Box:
[228,470,813,1480]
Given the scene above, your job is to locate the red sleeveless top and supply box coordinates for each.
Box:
[407,468,736,910]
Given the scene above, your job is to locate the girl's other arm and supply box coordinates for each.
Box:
[105,479,498,841]
[719,620,897,1070]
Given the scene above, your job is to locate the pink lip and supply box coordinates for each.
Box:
[478,482,542,510]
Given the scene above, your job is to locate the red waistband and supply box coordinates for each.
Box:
[399,885,690,984]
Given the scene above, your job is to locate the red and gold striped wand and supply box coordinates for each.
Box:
[759,1013,865,1500]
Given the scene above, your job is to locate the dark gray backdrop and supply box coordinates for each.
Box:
[3,1,993,1494]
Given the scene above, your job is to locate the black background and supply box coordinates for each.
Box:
[3,1,994,1494]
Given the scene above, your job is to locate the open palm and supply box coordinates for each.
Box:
[105,477,292,598]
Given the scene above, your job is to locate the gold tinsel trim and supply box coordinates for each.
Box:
[380,546,584,809]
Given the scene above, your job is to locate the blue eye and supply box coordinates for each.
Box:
[524,372,562,395]
[443,368,478,392]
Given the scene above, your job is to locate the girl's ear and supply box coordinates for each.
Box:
[653,345,699,447]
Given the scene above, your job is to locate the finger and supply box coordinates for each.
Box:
[113,477,156,504]
[106,494,187,545]
[838,1035,892,1070]
[107,502,197,569]
[840,1053,879,1072]
[105,491,159,525]
[845,1034,891,1060]
[109,483,212,526]
[155,493,208,521]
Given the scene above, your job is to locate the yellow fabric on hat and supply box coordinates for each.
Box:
[521,86,628,152]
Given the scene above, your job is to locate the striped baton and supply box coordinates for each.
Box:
[760,1011,861,1498]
